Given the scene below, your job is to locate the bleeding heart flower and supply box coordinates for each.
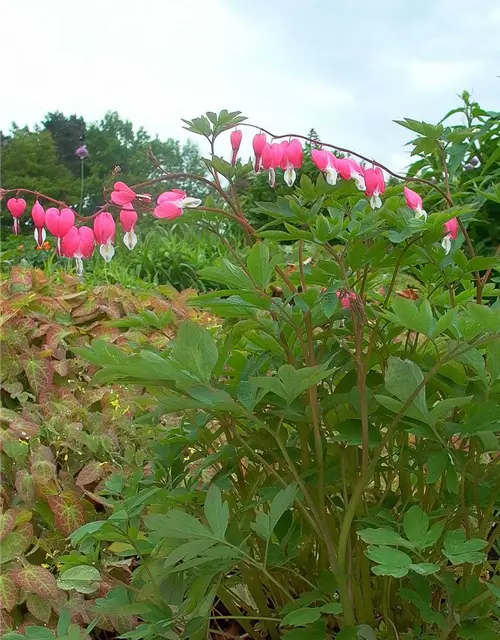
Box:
[364,167,385,209]
[111,181,151,206]
[261,143,284,188]
[45,207,76,253]
[230,129,242,165]
[312,149,339,186]
[61,226,94,275]
[7,198,26,234]
[442,217,458,254]
[93,212,116,262]
[338,158,366,191]
[404,186,427,220]
[119,205,138,250]
[153,189,201,220]
[337,290,357,309]
[282,139,303,187]
[31,201,46,247]
[253,132,267,172]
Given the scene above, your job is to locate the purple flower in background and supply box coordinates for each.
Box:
[75,144,89,160]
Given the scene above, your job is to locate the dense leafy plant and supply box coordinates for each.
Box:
[3,102,500,640]
[0,267,213,636]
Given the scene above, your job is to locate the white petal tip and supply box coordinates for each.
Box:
[182,197,202,209]
[123,230,138,250]
[441,235,452,254]
[284,167,296,187]
[100,242,115,262]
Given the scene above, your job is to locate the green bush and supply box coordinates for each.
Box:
[57,109,500,640]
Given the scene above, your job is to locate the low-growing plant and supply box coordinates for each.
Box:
[2,103,500,640]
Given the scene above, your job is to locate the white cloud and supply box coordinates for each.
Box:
[403,59,483,93]
[1,0,498,173]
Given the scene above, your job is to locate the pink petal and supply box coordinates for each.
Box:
[153,202,183,220]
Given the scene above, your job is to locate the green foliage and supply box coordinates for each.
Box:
[3,102,500,640]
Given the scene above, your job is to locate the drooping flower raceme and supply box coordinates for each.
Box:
[110,182,151,206]
[119,205,138,250]
[45,207,76,254]
[252,132,267,173]
[7,198,26,235]
[153,189,202,220]
[230,129,242,165]
[31,201,46,247]
[337,158,366,191]
[312,149,339,186]
[93,212,116,262]
[281,138,303,187]
[61,226,95,275]
[364,167,385,209]
[404,186,427,220]
[442,217,458,254]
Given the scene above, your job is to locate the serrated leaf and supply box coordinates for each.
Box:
[0,573,19,611]
[57,565,101,594]
[144,510,213,540]
[170,321,218,384]
[13,565,60,599]
[31,459,56,487]
[21,348,53,399]
[48,492,85,536]
[270,484,297,532]
[0,523,33,563]
[76,461,102,487]
[15,470,35,503]
[0,509,17,541]
[26,593,52,623]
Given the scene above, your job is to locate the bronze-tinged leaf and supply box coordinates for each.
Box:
[0,408,39,439]
[68,593,92,625]
[0,572,19,611]
[12,565,60,600]
[0,508,17,540]
[48,492,85,536]
[15,471,35,503]
[0,522,33,564]
[26,592,52,623]
[31,459,56,487]
[113,614,138,634]
[52,360,69,377]
[9,266,33,292]
[76,462,102,487]
[21,348,54,400]
[0,609,13,633]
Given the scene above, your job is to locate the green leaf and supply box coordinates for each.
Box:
[144,510,213,540]
[269,484,297,532]
[365,546,412,578]
[409,563,440,575]
[281,607,321,627]
[319,602,343,614]
[358,528,411,548]
[426,451,448,483]
[204,485,229,539]
[432,306,458,337]
[392,296,433,336]
[26,593,52,623]
[171,321,218,384]
[250,511,271,541]
[385,357,427,418]
[25,627,56,640]
[56,565,101,594]
[247,242,272,290]
[442,529,487,565]
[403,506,429,545]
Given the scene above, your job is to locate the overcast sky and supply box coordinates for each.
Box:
[1,0,499,171]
